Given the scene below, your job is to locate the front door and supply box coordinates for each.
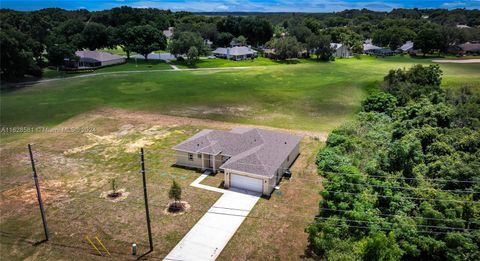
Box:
[209,155,213,168]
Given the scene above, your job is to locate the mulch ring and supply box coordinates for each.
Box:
[100,189,130,202]
[163,201,191,216]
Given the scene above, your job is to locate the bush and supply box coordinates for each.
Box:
[361,92,397,116]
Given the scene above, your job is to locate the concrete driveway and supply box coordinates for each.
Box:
[164,173,260,261]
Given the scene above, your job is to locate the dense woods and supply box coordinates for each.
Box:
[1,7,480,80]
[307,65,480,260]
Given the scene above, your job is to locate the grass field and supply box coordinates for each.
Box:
[3,56,479,138]
[171,56,305,68]
[1,55,479,260]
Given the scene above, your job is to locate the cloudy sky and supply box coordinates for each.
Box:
[2,0,480,12]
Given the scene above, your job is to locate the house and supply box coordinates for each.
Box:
[172,128,301,195]
[66,50,125,69]
[456,24,470,29]
[163,27,174,39]
[448,42,480,56]
[212,46,257,60]
[330,43,352,58]
[131,52,176,61]
[397,41,414,53]
[458,42,480,55]
[363,39,382,54]
[369,48,395,56]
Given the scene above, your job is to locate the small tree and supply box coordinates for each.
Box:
[186,46,199,66]
[169,180,182,208]
[111,178,117,194]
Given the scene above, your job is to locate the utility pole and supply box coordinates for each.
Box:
[140,148,153,252]
[28,144,49,242]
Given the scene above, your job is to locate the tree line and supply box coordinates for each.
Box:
[1,7,479,80]
[307,64,480,260]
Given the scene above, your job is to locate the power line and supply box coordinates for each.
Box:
[312,216,476,231]
[38,186,480,231]
[322,180,479,194]
[322,190,479,204]
[315,207,480,224]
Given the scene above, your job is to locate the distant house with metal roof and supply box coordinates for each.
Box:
[172,128,301,195]
[330,43,353,58]
[66,50,125,69]
[212,46,257,61]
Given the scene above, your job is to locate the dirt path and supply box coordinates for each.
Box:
[89,108,328,141]
[432,58,480,64]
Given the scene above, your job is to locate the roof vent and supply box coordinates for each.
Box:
[285,141,287,144]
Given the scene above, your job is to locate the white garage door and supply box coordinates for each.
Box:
[230,174,263,193]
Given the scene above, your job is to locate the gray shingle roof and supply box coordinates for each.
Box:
[212,46,257,56]
[75,50,124,62]
[173,128,301,178]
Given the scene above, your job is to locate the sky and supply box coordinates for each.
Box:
[1,0,479,12]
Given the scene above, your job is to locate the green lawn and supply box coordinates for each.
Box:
[172,56,308,68]
[2,56,479,137]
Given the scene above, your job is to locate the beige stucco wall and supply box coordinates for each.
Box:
[175,151,203,169]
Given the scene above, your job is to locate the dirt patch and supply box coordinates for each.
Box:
[100,189,129,202]
[0,181,69,210]
[163,201,191,216]
[92,107,328,141]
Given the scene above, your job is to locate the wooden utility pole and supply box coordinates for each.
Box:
[28,144,49,242]
[140,148,153,251]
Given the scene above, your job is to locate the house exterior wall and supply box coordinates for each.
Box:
[335,46,352,58]
[175,151,203,169]
[272,142,300,187]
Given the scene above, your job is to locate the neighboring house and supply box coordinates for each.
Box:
[448,42,480,56]
[173,128,301,195]
[212,46,257,60]
[363,39,382,54]
[397,41,414,53]
[369,48,395,56]
[131,52,176,61]
[66,50,125,69]
[330,43,352,58]
[163,27,174,39]
[458,42,480,55]
[456,24,470,29]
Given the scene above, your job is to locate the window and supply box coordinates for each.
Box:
[197,154,202,158]
[188,153,193,161]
